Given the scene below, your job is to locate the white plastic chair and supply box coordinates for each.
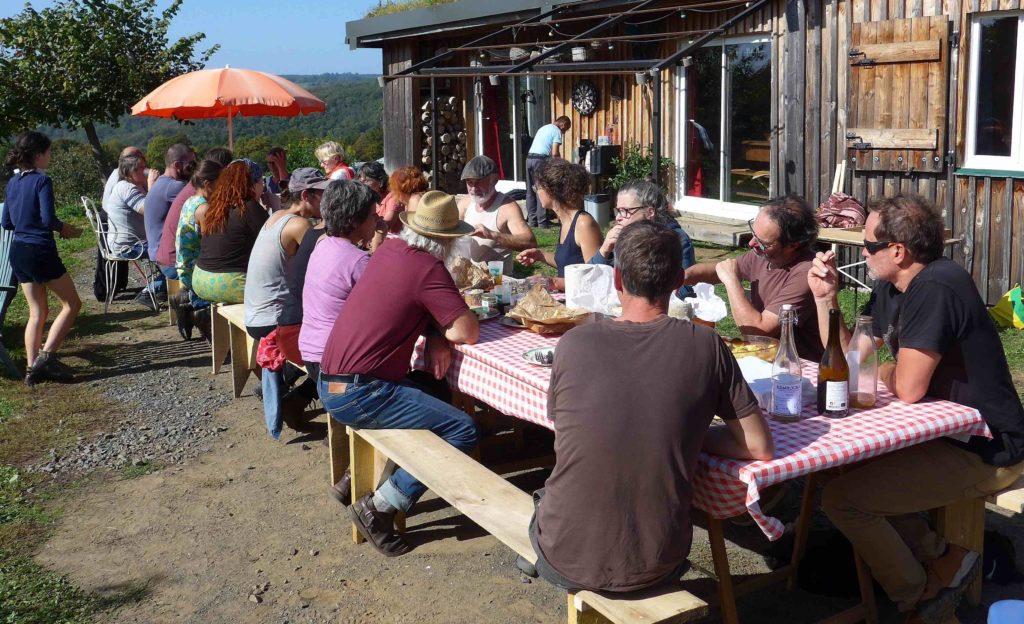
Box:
[81,196,158,315]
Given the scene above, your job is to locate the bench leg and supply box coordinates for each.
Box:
[229,323,252,398]
[935,497,985,607]
[567,593,614,624]
[211,305,229,374]
[349,429,376,545]
[328,417,348,486]
[707,517,739,624]
[167,279,180,326]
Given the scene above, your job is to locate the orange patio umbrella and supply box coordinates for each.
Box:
[131,66,326,150]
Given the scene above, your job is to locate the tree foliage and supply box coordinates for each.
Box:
[0,0,218,176]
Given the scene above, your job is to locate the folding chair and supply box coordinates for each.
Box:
[0,203,22,378]
[81,196,158,315]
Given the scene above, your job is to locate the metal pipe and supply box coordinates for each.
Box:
[653,0,773,71]
[457,28,718,52]
[652,69,662,186]
[430,77,439,190]
[384,2,576,84]
[502,0,662,75]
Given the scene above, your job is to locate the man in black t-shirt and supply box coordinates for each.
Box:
[807,194,1024,624]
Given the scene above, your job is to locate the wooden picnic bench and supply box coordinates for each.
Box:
[344,425,709,624]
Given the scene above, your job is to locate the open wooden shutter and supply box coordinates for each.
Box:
[847,16,949,172]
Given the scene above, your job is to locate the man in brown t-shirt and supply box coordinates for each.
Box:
[684,195,824,360]
[528,220,774,593]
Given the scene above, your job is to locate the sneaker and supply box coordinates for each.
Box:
[25,352,73,384]
[134,289,159,312]
[515,555,539,578]
[349,494,411,557]
[915,544,980,624]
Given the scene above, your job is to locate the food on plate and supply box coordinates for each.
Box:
[449,256,494,292]
[722,336,779,362]
[506,285,590,335]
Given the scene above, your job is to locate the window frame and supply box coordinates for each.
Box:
[674,34,773,220]
[963,12,1024,171]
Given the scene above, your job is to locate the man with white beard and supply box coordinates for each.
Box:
[456,155,537,274]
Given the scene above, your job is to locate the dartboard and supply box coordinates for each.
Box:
[572,80,598,116]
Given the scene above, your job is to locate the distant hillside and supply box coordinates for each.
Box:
[43,73,383,148]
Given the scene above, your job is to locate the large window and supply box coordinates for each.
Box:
[677,37,772,213]
[965,13,1024,170]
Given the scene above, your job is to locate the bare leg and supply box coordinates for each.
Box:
[41,273,81,354]
[20,282,48,367]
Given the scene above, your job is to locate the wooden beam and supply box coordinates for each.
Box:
[846,128,938,149]
[849,39,941,64]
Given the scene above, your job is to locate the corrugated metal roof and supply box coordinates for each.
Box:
[345,0,560,50]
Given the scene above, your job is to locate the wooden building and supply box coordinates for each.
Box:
[346,0,1024,303]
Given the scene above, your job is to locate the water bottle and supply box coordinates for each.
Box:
[847,315,878,408]
[770,304,804,422]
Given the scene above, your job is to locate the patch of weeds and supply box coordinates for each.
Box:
[120,461,162,480]
[0,396,17,424]
[199,477,227,489]
[0,550,95,624]
[0,466,51,528]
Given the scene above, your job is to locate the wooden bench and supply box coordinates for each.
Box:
[346,426,708,624]
[167,278,181,326]
[210,303,259,398]
[988,474,1024,514]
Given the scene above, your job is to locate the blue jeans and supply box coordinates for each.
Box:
[318,376,479,512]
[262,369,285,439]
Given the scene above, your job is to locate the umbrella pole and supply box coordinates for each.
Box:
[228,106,234,151]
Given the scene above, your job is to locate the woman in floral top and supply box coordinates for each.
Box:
[176,159,223,299]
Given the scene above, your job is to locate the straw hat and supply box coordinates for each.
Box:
[399,190,474,238]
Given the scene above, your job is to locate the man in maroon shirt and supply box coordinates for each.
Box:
[319,190,480,557]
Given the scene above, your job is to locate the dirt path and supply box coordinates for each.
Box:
[27,250,1023,624]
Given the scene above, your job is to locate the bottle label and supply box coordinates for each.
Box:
[825,381,849,410]
[772,375,803,415]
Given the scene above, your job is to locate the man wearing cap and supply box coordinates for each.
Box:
[319,190,480,557]
[244,167,330,440]
[457,155,537,274]
[526,116,572,228]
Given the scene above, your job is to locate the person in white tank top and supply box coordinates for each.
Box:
[456,155,537,275]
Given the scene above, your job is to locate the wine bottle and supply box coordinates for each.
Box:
[817,308,850,417]
[770,304,804,422]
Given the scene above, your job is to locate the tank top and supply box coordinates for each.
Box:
[553,210,585,278]
[461,192,514,274]
[244,213,299,328]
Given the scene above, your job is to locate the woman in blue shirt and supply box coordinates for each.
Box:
[2,131,82,385]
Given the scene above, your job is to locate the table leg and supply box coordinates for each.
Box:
[935,497,985,607]
[787,474,820,591]
[854,553,879,624]
[707,516,740,624]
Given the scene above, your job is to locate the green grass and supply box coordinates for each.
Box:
[120,461,162,480]
[364,0,457,17]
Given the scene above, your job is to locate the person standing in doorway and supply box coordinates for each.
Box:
[525,116,571,228]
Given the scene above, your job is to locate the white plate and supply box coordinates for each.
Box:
[522,347,555,367]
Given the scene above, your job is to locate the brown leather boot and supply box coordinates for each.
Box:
[329,469,351,505]
[349,493,411,557]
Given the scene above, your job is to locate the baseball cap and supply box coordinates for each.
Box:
[289,167,331,193]
[461,155,497,180]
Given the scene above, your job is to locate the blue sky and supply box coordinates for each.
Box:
[4,0,385,75]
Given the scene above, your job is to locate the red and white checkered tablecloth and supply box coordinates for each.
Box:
[414,322,989,541]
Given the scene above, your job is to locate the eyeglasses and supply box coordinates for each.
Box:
[747,218,778,252]
[863,239,894,254]
[614,205,645,218]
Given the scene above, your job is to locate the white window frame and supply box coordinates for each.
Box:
[963,12,1024,171]
[673,34,772,221]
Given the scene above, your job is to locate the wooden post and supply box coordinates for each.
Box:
[327,417,347,486]
[211,304,229,374]
[229,323,252,399]
[568,594,614,624]
[935,497,985,607]
[167,278,180,326]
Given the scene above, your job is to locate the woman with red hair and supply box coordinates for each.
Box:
[192,159,268,304]
[371,166,428,250]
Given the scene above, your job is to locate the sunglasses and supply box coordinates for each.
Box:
[863,239,894,254]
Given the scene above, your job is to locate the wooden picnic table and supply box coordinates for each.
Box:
[410,316,990,623]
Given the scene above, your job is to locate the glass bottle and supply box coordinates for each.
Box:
[847,315,878,409]
[770,304,804,422]
[817,309,850,417]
